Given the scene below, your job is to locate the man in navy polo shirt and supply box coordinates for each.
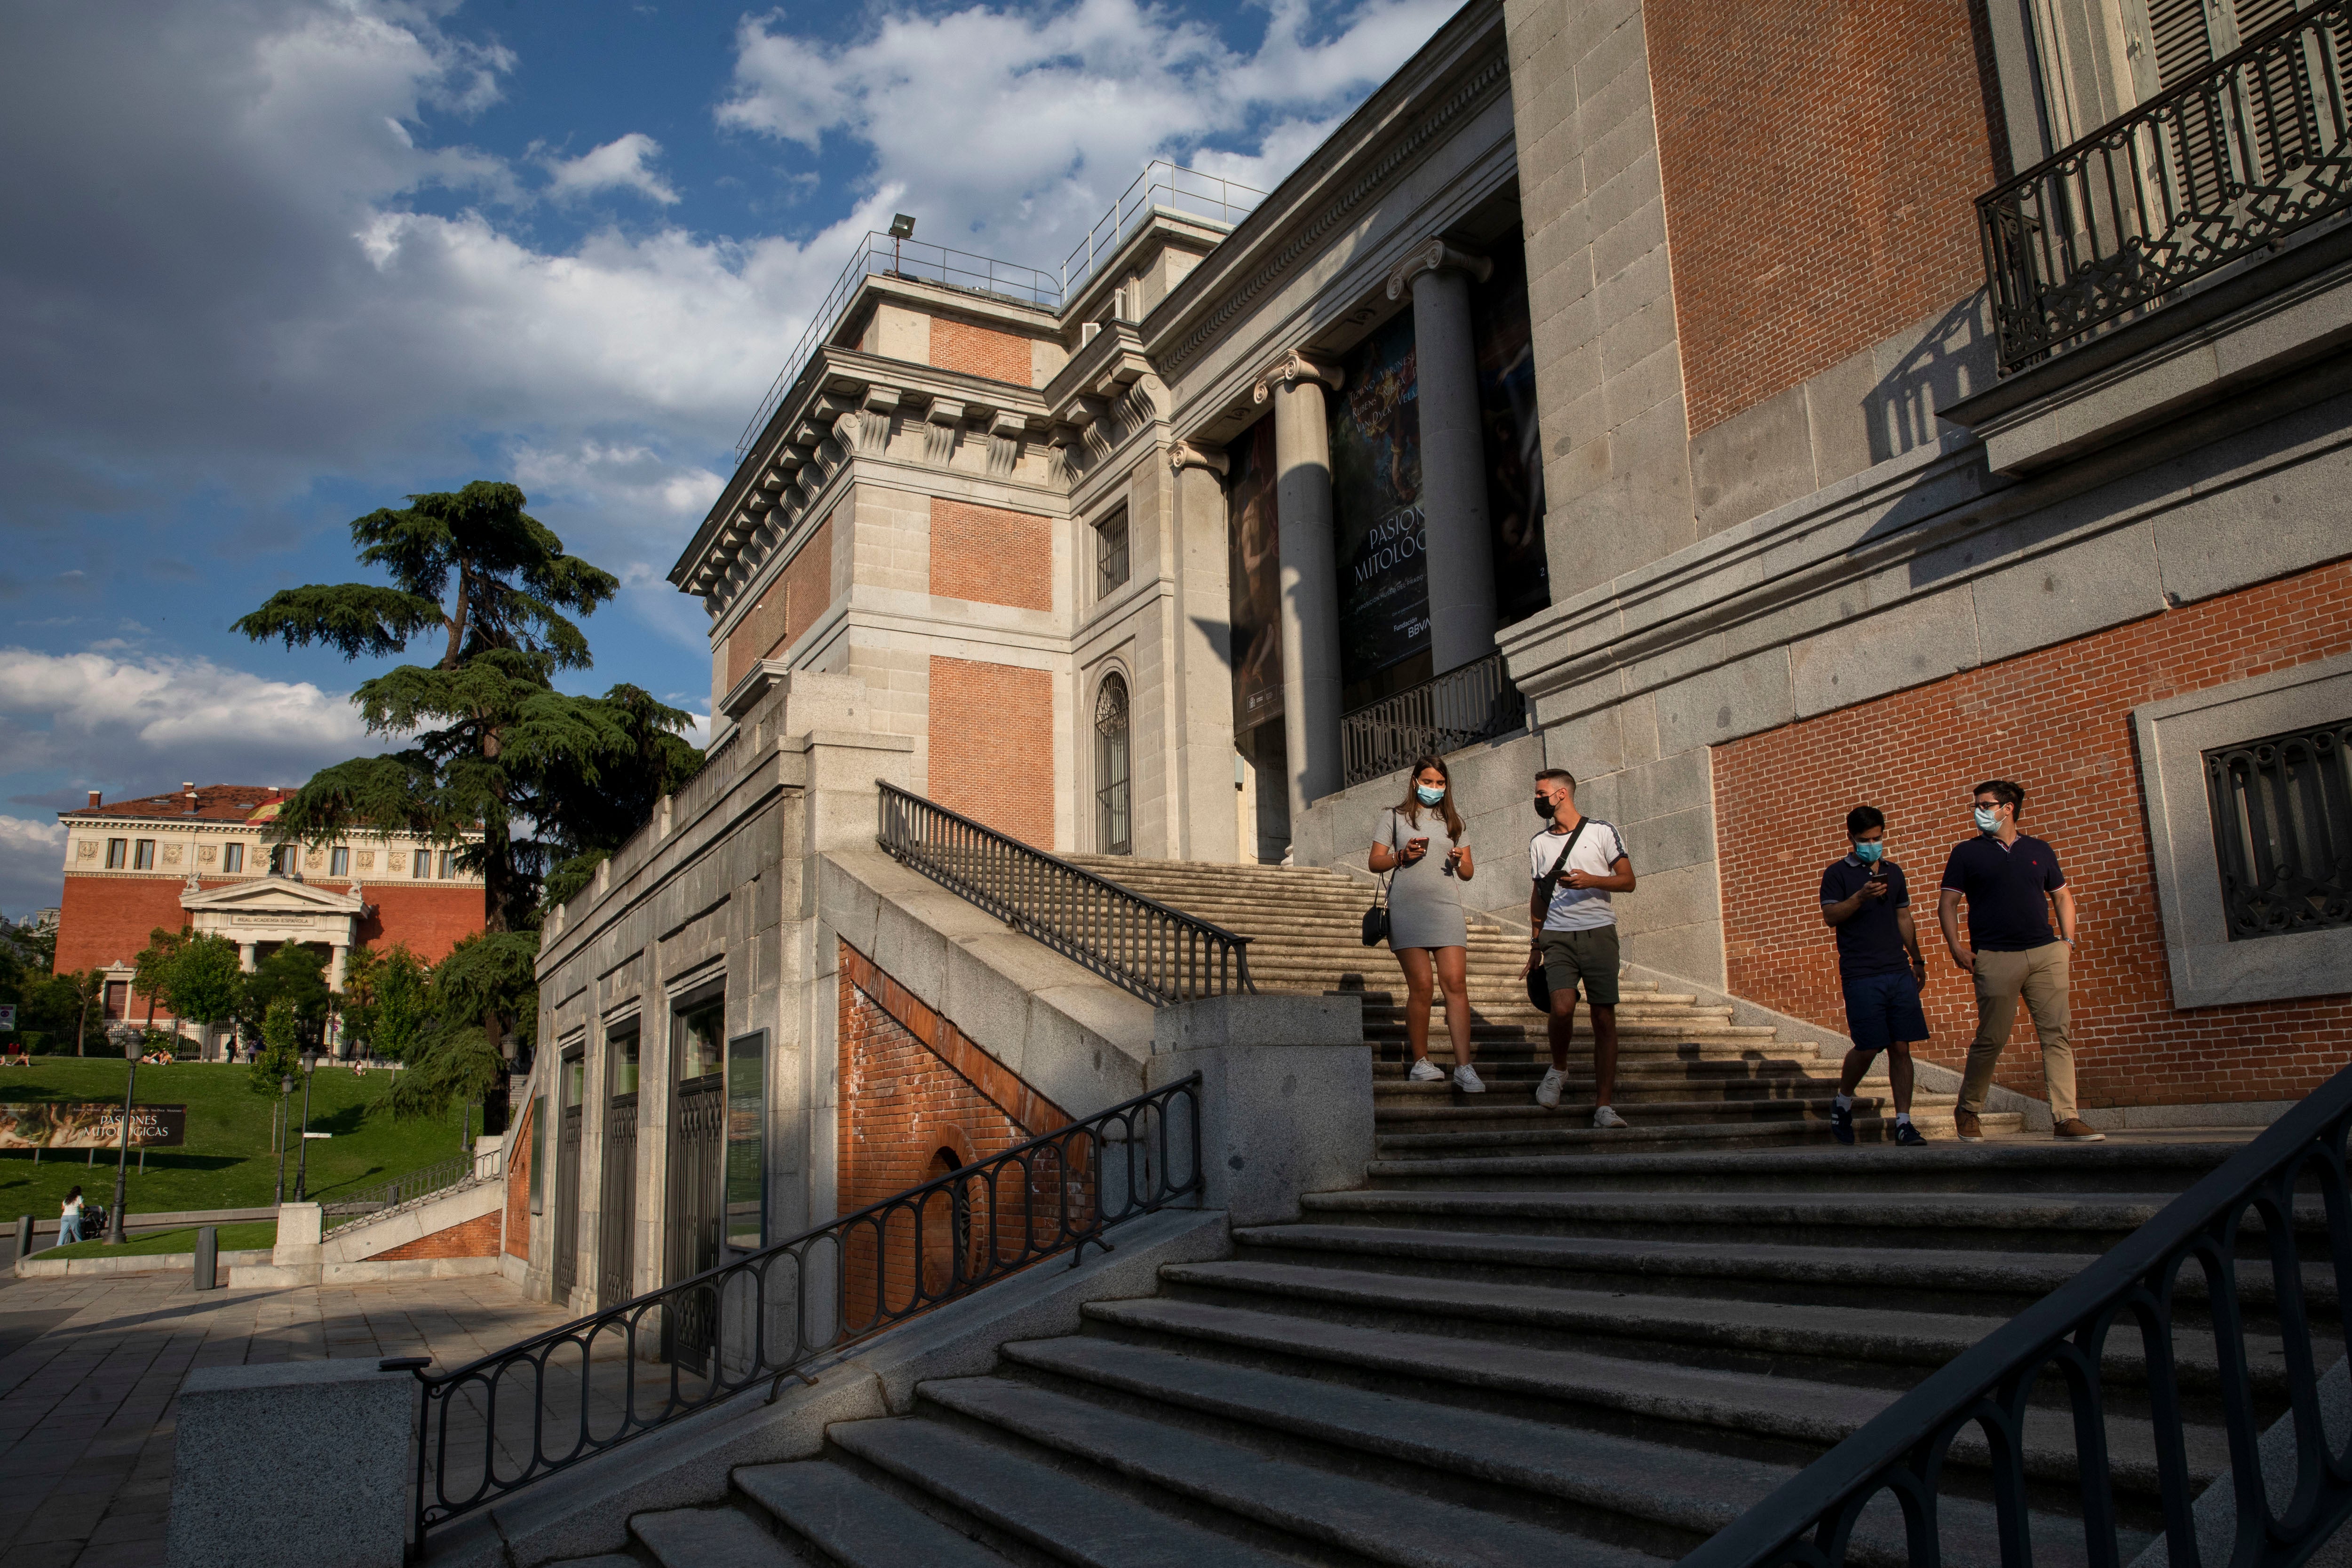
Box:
[1938,778,2105,1143]
[1820,805,1929,1146]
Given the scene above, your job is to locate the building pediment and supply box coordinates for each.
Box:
[181,876,368,918]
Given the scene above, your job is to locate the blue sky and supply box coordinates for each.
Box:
[0,0,1460,915]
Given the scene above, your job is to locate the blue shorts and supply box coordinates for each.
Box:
[1842,971,1929,1054]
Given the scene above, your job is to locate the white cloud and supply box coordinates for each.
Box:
[543,132,682,206]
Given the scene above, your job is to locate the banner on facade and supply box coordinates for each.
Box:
[1471,245,1552,627]
[1330,312,1428,689]
[1226,414,1284,734]
[0,1103,188,1149]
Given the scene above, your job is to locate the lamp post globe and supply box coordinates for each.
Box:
[106,1032,136,1245]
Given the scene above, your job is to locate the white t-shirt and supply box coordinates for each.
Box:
[1528,818,1629,931]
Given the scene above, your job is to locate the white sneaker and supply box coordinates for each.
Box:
[1452,1064,1486,1094]
[1591,1105,1629,1130]
[1534,1067,1565,1109]
[1406,1059,1445,1083]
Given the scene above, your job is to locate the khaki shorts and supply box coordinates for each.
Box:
[1538,925,1621,1006]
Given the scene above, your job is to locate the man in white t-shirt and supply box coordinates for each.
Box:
[1522,768,1637,1127]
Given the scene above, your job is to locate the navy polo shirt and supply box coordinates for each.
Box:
[1820,856,1912,979]
[1939,834,2066,951]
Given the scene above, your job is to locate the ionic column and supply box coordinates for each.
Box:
[1387,240,1497,672]
[1253,351,1347,826]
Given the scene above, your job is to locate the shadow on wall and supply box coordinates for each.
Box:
[1863,292,1998,464]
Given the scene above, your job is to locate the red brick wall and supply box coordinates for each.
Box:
[1645,0,2000,434]
[927,657,1054,844]
[930,500,1051,611]
[836,942,1079,1317]
[375,1210,502,1261]
[1713,561,2352,1110]
[930,316,1033,383]
[505,1100,532,1260]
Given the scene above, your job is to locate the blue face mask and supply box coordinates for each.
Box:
[1973,806,2002,834]
[1854,840,1883,864]
[1415,784,1446,806]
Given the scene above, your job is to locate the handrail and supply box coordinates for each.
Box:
[876,782,1254,1006]
[1340,651,1527,788]
[404,1072,1204,1543]
[1682,1062,2352,1568]
[1978,0,2352,372]
[735,231,1062,460]
[1061,161,1263,301]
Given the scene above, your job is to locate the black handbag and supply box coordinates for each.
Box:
[1524,819,1591,1010]
[1361,811,1397,947]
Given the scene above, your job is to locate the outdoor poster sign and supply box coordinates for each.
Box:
[0,1103,188,1149]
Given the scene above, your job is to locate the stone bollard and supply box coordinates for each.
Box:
[192,1226,217,1291]
[165,1359,417,1568]
[1144,993,1371,1226]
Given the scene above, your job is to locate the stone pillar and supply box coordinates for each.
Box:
[237,942,256,974]
[1254,351,1347,830]
[1168,441,1240,864]
[1388,239,1498,673]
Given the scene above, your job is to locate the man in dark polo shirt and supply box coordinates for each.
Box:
[1937,778,2104,1142]
[1820,805,1928,1146]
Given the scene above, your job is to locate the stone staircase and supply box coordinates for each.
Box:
[1067,855,2018,1148]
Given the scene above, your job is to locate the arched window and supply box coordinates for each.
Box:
[1095,674,1131,855]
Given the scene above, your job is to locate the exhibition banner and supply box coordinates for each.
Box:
[0,1103,188,1149]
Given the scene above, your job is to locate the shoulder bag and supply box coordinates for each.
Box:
[1524,819,1591,1010]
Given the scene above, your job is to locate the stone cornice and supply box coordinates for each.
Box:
[1252,351,1345,405]
[1385,238,1492,301]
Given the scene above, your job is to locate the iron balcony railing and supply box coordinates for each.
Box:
[1980,0,2352,373]
[1683,1060,2352,1568]
[401,1073,1202,1544]
[1340,651,1528,788]
[877,782,1254,1006]
[734,233,1063,460]
[1061,161,1263,302]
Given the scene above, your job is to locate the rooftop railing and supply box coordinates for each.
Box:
[733,233,1063,460]
[1060,161,1263,301]
[1980,0,2352,373]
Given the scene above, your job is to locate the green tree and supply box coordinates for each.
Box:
[251,995,303,1096]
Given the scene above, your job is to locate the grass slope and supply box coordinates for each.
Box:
[2,1059,474,1226]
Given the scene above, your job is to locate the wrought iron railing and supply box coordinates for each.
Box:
[735,233,1062,459]
[1061,161,1263,301]
[2207,717,2352,940]
[321,1146,497,1231]
[1340,651,1528,788]
[401,1074,1201,1544]
[877,782,1253,1006]
[1682,1061,2352,1568]
[1980,0,2352,373]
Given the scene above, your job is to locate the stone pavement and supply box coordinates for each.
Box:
[0,1266,576,1568]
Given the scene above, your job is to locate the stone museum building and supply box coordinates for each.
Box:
[53,782,486,1051]
[509,0,2352,1310]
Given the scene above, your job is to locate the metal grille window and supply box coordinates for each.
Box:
[2204,717,2352,939]
[1095,675,1131,856]
[1096,507,1129,600]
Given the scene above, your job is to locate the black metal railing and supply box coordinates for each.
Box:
[2207,717,2352,940]
[1340,652,1527,788]
[404,1073,1202,1545]
[877,782,1253,1005]
[1683,1062,2352,1568]
[321,1149,488,1231]
[1980,0,2352,373]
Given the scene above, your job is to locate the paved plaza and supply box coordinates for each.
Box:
[0,1267,576,1568]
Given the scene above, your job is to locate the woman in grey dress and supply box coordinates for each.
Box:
[1367,756,1481,1091]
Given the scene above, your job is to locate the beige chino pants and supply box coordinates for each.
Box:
[1955,941,2077,1123]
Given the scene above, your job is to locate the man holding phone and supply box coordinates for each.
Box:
[1938,778,2104,1143]
[1820,806,1929,1146]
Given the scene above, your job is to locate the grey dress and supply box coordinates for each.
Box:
[1379,807,1470,950]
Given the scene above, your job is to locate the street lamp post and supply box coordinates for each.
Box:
[105,1033,137,1245]
[292,1051,318,1202]
[273,1072,293,1206]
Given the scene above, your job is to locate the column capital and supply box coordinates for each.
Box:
[1168,440,1230,476]
[1384,239,1493,302]
[1251,350,1345,405]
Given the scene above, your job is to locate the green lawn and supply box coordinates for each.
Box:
[1,1059,475,1228]
[46,1220,279,1258]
